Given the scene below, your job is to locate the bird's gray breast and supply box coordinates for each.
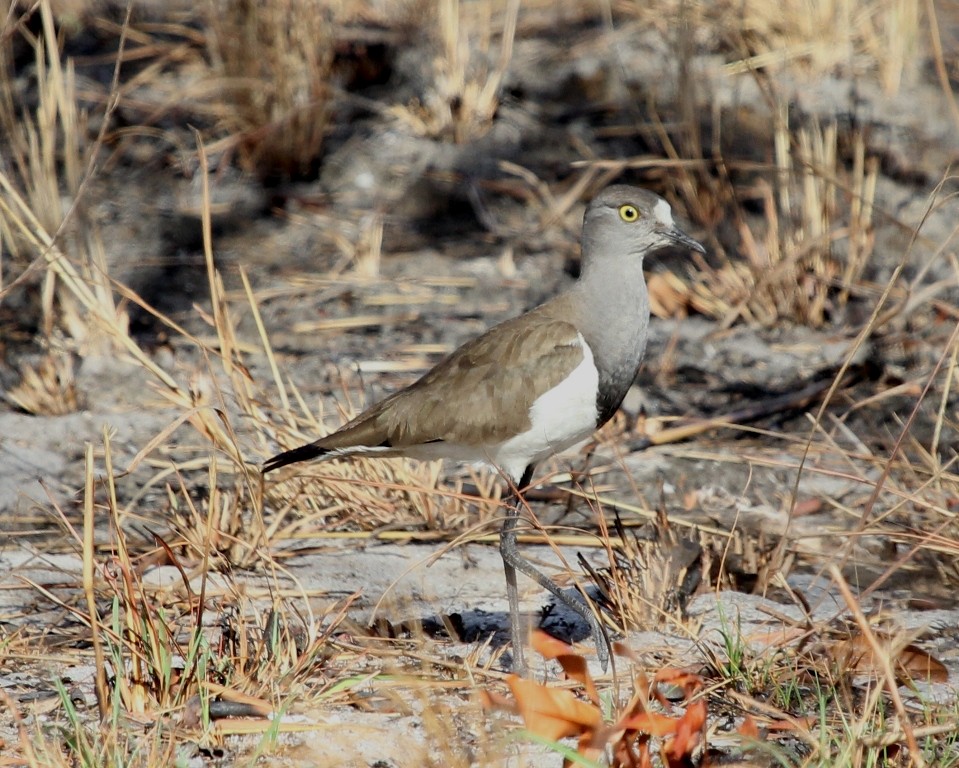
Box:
[583,292,650,428]
[561,260,651,429]
[593,330,648,426]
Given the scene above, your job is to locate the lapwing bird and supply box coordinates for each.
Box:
[263,184,705,673]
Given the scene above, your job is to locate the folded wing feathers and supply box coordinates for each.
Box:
[314,312,585,452]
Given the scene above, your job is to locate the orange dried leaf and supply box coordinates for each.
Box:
[612,734,654,768]
[620,686,651,723]
[531,630,600,704]
[506,674,602,742]
[478,688,518,715]
[556,654,600,705]
[650,669,703,709]
[653,669,704,692]
[612,641,639,661]
[531,630,574,659]
[666,699,706,761]
[834,635,949,684]
[738,714,761,740]
[743,625,807,648]
[576,731,609,766]
[897,645,949,683]
[792,497,823,516]
[766,714,817,733]
[617,710,680,738]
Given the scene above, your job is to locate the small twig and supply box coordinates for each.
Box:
[860,721,959,749]
[628,364,870,451]
[82,443,109,721]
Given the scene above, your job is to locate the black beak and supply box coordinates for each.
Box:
[664,225,706,254]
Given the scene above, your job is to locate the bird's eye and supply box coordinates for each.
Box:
[618,204,639,222]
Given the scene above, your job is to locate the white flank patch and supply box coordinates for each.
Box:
[328,444,395,458]
[489,334,600,480]
[653,198,673,227]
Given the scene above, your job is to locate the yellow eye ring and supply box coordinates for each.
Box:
[618,204,639,222]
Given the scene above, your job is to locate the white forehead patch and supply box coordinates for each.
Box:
[653,198,674,227]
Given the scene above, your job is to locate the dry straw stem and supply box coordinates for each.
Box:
[712,0,921,92]
[0,3,349,553]
[715,117,878,329]
[587,77,880,329]
[0,0,131,344]
[5,351,80,414]
[1,140,250,466]
[82,441,110,719]
[585,507,698,635]
[391,0,519,142]
[206,0,335,175]
[41,438,358,760]
[608,1,910,331]
[0,0,82,237]
[0,5,84,333]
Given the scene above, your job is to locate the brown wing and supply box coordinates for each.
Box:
[315,307,585,450]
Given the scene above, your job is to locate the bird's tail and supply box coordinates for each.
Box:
[262,442,329,474]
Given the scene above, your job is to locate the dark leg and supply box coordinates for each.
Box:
[501,465,534,676]
[502,493,526,676]
[500,465,610,675]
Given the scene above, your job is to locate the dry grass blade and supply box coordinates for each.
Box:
[82,442,109,719]
[206,0,335,176]
[4,352,79,414]
[391,0,519,142]
[583,507,702,635]
[7,424,364,762]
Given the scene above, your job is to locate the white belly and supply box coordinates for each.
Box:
[491,341,599,479]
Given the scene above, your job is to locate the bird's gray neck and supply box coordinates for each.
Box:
[572,256,650,426]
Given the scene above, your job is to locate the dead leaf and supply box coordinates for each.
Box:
[531,630,575,660]
[617,709,681,737]
[653,669,704,691]
[612,735,655,768]
[743,625,808,648]
[484,647,708,767]
[666,699,706,763]
[766,714,817,733]
[505,674,602,742]
[613,641,640,661]
[532,630,600,704]
[896,644,949,683]
[833,635,948,684]
[737,714,761,740]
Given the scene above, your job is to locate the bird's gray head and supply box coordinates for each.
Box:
[580,185,705,270]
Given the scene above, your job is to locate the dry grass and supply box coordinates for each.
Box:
[5,351,80,414]
[388,0,520,142]
[205,0,336,177]
[617,0,921,92]
[2,0,959,765]
[696,118,880,329]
